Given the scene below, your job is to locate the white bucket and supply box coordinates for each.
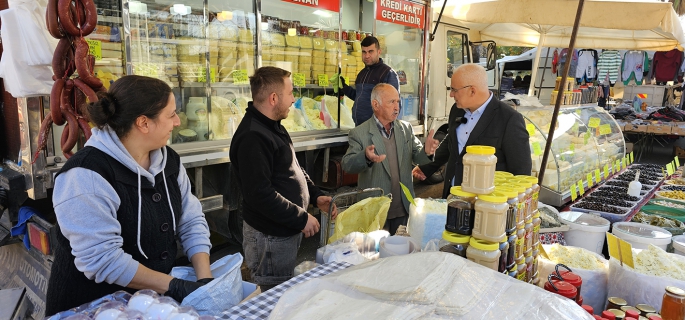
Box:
[612,222,672,251]
[559,211,610,254]
[673,235,685,256]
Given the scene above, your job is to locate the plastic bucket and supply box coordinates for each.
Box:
[612,222,672,251]
[559,211,610,254]
[673,235,685,256]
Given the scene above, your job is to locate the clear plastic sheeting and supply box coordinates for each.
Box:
[268,252,593,320]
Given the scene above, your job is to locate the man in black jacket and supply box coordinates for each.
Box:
[230,67,336,290]
[413,64,532,198]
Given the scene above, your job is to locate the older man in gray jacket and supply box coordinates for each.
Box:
[342,84,439,235]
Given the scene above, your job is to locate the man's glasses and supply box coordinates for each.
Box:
[450,85,472,94]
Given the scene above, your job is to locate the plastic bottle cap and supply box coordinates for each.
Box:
[494,178,508,186]
[635,304,656,314]
[558,270,582,287]
[495,171,514,177]
[625,318,637,320]
[516,175,539,185]
[502,183,527,193]
[582,305,594,315]
[525,218,533,224]
[601,310,616,320]
[666,286,685,296]
[625,310,640,319]
[442,230,470,244]
[648,315,662,320]
[468,238,499,251]
[533,211,540,218]
[478,192,508,203]
[449,186,477,198]
[495,186,518,198]
[543,280,577,299]
[465,145,495,155]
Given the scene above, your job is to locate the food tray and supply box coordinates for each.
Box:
[591,186,648,201]
[569,201,634,224]
[664,179,685,186]
[660,185,685,192]
[639,205,685,223]
[654,191,685,205]
[646,198,685,212]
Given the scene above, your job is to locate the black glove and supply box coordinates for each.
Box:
[339,74,348,88]
[197,278,214,284]
[165,278,206,302]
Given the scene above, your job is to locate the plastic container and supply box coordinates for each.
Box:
[498,236,509,273]
[512,178,534,220]
[607,309,626,320]
[623,309,641,320]
[556,267,583,302]
[635,304,657,317]
[466,238,500,271]
[544,276,578,300]
[461,145,497,194]
[506,232,517,268]
[672,235,685,256]
[602,310,617,320]
[516,261,527,282]
[495,171,514,178]
[559,211,611,254]
[532,245,540,275]
[445,186,477,235]
[582,304,594,315]
[612,222,672,251]
[515,227,525,259]
[662,286,685,320]
[524,217,534,253]
[517,175,540,212]
[473,192,509,243]
[503,183,527,225]
[532,211,542,244]
[438,231,470,258]
[508,265,517,278]
[525,250,533,282]
[607,297,628,310]
[497,186,519,233]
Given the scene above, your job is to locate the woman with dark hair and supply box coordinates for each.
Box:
[45,75,213,314]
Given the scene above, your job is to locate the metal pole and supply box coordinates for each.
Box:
[537,47,552,99]
[527,33,545,96]
[538,0,585,185]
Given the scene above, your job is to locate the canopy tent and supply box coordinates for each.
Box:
[445,0,685,51]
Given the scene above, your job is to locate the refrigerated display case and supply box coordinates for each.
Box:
[519,104,626,206]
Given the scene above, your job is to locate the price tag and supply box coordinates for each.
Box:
[569,144,575,153]
[595,169,601,182]
[676,156,681,168]
[630,152,634,164]
[599,124,612,135]
[526,123,536,136]
[575,109,582,115]
[532,142,542,156]
[621,159,626,170]
[86,39,102,60]
[604,164,610,178]
[584,131,590,145]
[587,173,594,187]
[233,69,249,84]
[588,117,601,128]
[317,74,329,87]
[293,73,306,87]
[570,184,578,201]
[577,180,585,196]
[197,67,216,83]
[607,232,634,268]
[668,163,675,175]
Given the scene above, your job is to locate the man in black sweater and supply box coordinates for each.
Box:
[230,67,336,291]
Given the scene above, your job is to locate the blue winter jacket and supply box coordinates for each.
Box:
[342,58,400,125]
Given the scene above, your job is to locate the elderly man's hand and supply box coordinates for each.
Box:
[424,129,440,156]
[316,196,339,219]
[412,166,427,181]
[365,145,386,163]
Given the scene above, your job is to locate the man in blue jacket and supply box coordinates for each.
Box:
[342,36,400,126]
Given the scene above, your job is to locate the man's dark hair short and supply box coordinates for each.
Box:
[250,67,291,103]
[361,36,380,49]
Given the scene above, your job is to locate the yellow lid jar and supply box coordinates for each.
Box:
[462,145,497,194]
[466,238,500,271]
[472,192,508,243]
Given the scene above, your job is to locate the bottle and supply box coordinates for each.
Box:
[445,187,477,235]
[438,231,470,258]
[472,192,509,243]
[627,170,642,197]
[661,286,685,320]
[461,145,497,194]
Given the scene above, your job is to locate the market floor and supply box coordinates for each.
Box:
[217,135,683,282]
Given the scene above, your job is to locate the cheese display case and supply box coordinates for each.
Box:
[519,104,626,206]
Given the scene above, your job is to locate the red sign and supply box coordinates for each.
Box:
[376,0,424,28]
[282,0,340,13]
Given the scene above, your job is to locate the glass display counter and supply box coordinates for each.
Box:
[519,104,626,206]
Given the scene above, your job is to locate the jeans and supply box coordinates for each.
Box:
[242,221,302,286]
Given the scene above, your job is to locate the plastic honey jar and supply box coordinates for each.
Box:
[495,171,514,178]
[517,175,540,212]
[445,186,477,235]
[496,186,519,234]
[515,226,525,259]
[512,178,534,220]
[472,192,509,243]
[532,211,542,244]
[502,183,526,224]
[461,145,497,194]
[498,236,509,273]
[438,231,470,258]
[524,217,534,252]
[466,238,500,271]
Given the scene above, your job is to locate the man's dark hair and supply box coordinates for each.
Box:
[361,36,380,49]
[250,66,291,104]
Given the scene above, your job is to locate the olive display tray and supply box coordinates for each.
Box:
[569,201,635,223]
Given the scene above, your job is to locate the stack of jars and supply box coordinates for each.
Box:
[442,146,507,272]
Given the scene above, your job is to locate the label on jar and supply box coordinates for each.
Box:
[515,237,524,258]
[517,270,527,281]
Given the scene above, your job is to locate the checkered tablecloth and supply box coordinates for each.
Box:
[219,261,353,320]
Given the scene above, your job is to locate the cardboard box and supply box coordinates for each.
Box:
[625,142,634,154]
[647,123,672,134]
[623,123,639,132]
[675,146,685,158]
[672,123,685,135]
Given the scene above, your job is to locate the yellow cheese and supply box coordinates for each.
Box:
[272,53,286,61]
[312,38,325,50]
[223,26,239,41]
[325,51,338,60]
[299,36,313,49]
[299,56,312,64]
[218,41,237,49]
[239,29,253,43]
[101,42,121,51]
[284,47,300,54]
[312,50,325,58]
[101,49,122,59]
[262,53,273,61]
[352,41,362,52]
[285,35,300,47]
[325,65,337,73]
[312,64,325,72]
[237,43,255,53]
[271,33,286,47]
[285,55,298,63]
[325,39,337,52]
[299,64,312,73]
[313,57,325,65]
[325,58,337,66]
[351,51,362,57]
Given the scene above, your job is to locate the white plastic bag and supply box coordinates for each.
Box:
[423,239,442,252]
[537,247,608,314]
[407,198,448,248]
[169,253,244,315]
[0,0,55,96]
[607,258,685,311]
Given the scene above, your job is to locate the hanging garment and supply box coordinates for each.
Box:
[647,49,683,83]
[557,48,578,77]
[597,50,622,84]
[622,51,649,85]
[551,49,559,74]
[576,49,598,82]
